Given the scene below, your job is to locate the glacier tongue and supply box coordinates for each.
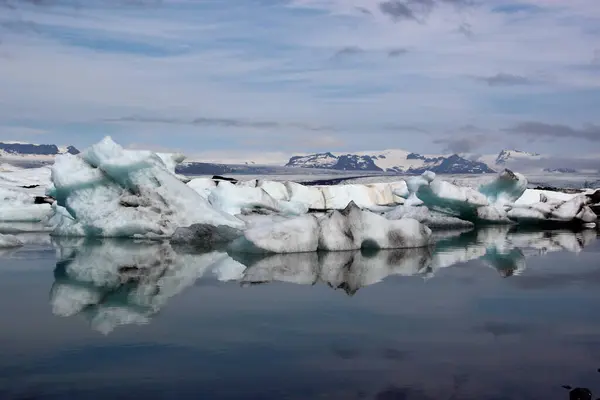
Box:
[48,136,244,238]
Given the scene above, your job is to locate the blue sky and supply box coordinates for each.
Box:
[0,0,599,163]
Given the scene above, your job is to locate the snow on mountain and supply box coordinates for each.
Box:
[0,142,79,161]
[286,149,495,174]
[494,150,541,165]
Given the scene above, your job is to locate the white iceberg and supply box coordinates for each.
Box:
[0,186,52,222]
[207,180,308,216]
[479,169,528,205]
[186,178,216,199]
[47,137,244,238]
[231,202,432,254]
[507,191,598,225]
[384,204,474,229]
[230,215,321,253]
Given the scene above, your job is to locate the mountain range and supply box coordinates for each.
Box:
[0,141,579,175]
[285,150,495,174]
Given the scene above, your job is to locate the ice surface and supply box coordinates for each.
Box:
[514,189,577,205]
[479,169,527,205]
[0,187,52,222]
[156,152,185,175]
[508,193,598,225]
[186,178,216,199]
[384,205,474,229]
[48,137,244,238]
[170,224,243,248]
[257,180,290,201]
[285,181,326,209]
[230,215,320,253]
[207,181,307,216]
[232,202,432,254]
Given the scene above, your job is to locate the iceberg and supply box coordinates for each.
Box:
[231,202,432,254]
[384,205,474,229]
[0,187,52,222]
[479,169,528,205]
[47,137,244,238]
[507,191,599,226]
[186,178,216,199]
[207,180,308,216]
[230,214,321,253]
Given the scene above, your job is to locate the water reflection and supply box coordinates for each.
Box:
[49,227,597,334]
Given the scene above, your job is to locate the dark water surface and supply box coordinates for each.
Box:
[0,228,599,399]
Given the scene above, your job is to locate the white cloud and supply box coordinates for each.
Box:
[0,0,598,155]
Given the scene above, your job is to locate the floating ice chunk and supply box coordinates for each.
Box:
[156,152,185,175]
[479,169,527,205]
[0,165,52,196]
[48,137,243,237]
[208,181,304,216]
[237,179,258,188]
[514,189,576,206]
[0,233,23,248]
[475,205,513,224]
[237,214,293,228]
[0,204,52,222]
[319,202,433,251]
[239,205,429,255]
[0,187,53,222]
[230,215,320,253]
[389,180,409,200]
[285,181,325,209]
[257,180,290,201]
[319,184,376,210]
[318,209,355,251]
[186,178,216,199]
[170,223,242,247]
[384,205,474,229]
[508,192,598,225]
[418,179,489,213]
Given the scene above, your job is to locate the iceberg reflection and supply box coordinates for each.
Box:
[50,238,245,334]
[49,228,597,333]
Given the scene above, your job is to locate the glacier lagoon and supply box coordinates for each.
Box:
[0,228,599,399]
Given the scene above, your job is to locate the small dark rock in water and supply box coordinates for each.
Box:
[170,224,243,248]
[34,196,55,205]
[568,388,592,400]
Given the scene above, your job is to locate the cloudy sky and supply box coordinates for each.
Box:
[0,0,598,163]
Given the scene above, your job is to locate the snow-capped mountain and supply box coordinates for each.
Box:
[0,141,79,161]
[286,150,495,174]
[494,150,541,165]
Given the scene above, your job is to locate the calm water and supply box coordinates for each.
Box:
[0,228,599,399]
